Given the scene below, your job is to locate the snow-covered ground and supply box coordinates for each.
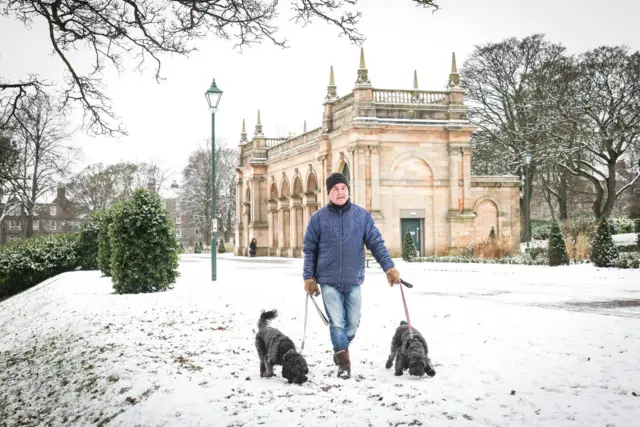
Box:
[1,255,639,427]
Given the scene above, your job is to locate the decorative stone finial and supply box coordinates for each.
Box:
[448,52,461,88]
[303,120,307,133]
[255,110,263,135]
[326,66,338,101]
[355,47,371,86]
[241,119,247,141]
[413,70,419,89]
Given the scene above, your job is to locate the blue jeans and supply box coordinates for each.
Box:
[320,284,362,351]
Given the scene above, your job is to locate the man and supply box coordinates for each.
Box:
[302,172,401,379]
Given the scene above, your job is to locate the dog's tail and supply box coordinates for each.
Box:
[258,309,278,329]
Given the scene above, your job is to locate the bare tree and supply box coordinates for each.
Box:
[550,46,640,221]
[1,0,439,137]
[66,161,171,212]
[5,93,76,237]
[178,140,236,244]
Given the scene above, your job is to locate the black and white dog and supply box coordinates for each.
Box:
[385,321,436,377]
[254,309,309,384]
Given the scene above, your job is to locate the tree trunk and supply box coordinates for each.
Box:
[558,172,568,220]
[600,161,619,221]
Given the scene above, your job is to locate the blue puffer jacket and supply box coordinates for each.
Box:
[302,200,394,286]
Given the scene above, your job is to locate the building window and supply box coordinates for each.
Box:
[33,220,39,230]
[8,236,21,243]
[50,205,57,216]
[8,205,20,216]
[50,220,57,231]
[176,216,181,225]
[9,220,21,230]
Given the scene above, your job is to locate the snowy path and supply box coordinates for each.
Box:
[1,255,639,426]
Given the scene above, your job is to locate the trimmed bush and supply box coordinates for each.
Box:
[76,210,102,270]
[217,239,226,254]
[590,220,619,268]
[403,231,418,262]
[531,220,552,240]
[109,188,179,294]
[614,253,640,269]
[0,234,80,300]
[609,217,636,235]
[98,209,115,276]
[548,220,570,266]
[195,241,203,254]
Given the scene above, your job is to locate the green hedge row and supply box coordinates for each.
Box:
[1,188,181,300]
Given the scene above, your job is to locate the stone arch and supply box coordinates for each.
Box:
[292,173,304,195]
[473,197,499,242]
[269,179,279,200]
[335,155,351,184]
[388,151,436,182]
[305,168,318,194]
[280,173,290,198]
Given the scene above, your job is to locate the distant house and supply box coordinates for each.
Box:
[0,185,78,246]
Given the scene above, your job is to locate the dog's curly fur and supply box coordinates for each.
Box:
[255,309,309,384]
[385,321,436,377]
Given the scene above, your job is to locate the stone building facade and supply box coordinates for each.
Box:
[234,50,520,258]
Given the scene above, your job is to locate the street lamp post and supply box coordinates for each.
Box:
[524,152,532,250]
[205,79,223,281]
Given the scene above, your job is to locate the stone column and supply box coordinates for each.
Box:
[277,200,286,256]
[365,147,372,211]
[462,148,473,211]
[234,179,243,255]
[290,196,301,256]
[449,148,460,211]
[371,147,381,212]
[243,202,250,255]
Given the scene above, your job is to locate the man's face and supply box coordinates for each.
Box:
[329,183,349,205]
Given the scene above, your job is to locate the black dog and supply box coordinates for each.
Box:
[255,309,309,384]
[385,321,436,377]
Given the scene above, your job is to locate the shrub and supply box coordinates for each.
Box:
[109,189,179,294]
[76,210,102,270]
[614,253,640,269]
[0,234,80,300]
[98,208,115,276]
[548,221,570,266]
[527,247,548,260]
[195,241,203,254]
[489,227,496,240]
[531,220,553,240]
[565,232,591,261]
[402,231,418,261]
[609,217,636,235]
[563,215,596,240]
[590,220,619,268]
[178,241,185,254]
[472,236,512,259]
[217,239,226,254]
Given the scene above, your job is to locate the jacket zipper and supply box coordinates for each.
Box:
[339,208,343,286]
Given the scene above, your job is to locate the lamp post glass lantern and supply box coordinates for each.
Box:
[205,79,223,281]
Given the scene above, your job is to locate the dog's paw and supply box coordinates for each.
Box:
[426,368,436,377]
[385,361,393,369]
[394,371,403,376]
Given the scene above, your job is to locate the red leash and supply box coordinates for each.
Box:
[399,281,413,336]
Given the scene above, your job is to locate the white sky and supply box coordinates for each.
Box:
[1,0,640,188]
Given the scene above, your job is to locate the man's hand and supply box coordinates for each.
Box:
[304,278,320,296]
[385,267,401,286]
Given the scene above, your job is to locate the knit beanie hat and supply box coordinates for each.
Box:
[326,172,349,194]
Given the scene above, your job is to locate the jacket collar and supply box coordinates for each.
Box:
[328,199,352,213]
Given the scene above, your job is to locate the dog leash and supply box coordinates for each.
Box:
[300,294,330,354]
[399,279,414,337]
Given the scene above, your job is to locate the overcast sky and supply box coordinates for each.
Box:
[2,0,639,190]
